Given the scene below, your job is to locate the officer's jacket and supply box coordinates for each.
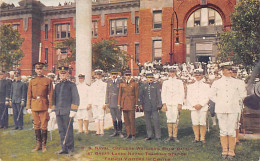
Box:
[27,76,53,111]
[10,80,27,103]
[0,79,11,103]
[186,80,209,111]
[77,82,90,109]
[161,77,184,106]
[53,80,79,115]
[105,78,122,108]
[210,76,246,113]
[89,79,107,106]
[118,79,139,110]
[138,81,162,111]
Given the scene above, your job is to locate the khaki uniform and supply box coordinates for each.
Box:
[118,79,139,136]
[27,76,53,130]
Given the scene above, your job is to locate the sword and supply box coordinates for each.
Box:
[17,105,24,121]
[207,111,210,132]
[63,117,73,146]
[1,106,7,121]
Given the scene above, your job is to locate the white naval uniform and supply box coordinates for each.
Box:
[210,76,246,136]
[187,80,210,126]
[161,77,184,123]
[89,79,107,121]
[76,82,92,121]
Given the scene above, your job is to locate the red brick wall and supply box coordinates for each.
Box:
[1,18,34,75]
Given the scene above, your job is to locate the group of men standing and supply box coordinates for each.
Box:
[0,61,247,159]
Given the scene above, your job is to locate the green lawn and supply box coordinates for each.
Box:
[0,110,259,161]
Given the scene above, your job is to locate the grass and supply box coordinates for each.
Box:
[0,110,259,161]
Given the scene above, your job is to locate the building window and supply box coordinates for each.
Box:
[110,19,127,36]
[92,21,98,37]
[153,10,162,29]
[135,17,139,34]
[194,10,201,26]
[208,9,215,25]
[135,43,139,63]
[12,24,19,30]
[187,8,222,27]
[153,40,162,61]
[45,24,48,40]
[55,23,70,39]
[45,48,48,65]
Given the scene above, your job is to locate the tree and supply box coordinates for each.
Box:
[55,38,128,72]
[0,24,24,71]
[92,39,128,72]
[217,0,260,70]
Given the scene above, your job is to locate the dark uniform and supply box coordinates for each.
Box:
[118,70,139,140]
[53,66,79,154]
[27,62,53,152]
[0,71,11,129]
[106,74,123,137]
[139,74,162,140]
[10,76,27,130]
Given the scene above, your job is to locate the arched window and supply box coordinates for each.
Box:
[187,8,222,27]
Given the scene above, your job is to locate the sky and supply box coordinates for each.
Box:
[0,0,75,6]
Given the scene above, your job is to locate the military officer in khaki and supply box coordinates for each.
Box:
[118,70,139,140]
[27,62,53,153]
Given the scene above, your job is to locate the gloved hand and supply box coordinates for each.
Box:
[69,111,77,118]
[48,108,53,113]
[27,109,32,114]
[87,104,92,110]
[117,105,122,111]
[20,101,25,107]
[5,101,9,106]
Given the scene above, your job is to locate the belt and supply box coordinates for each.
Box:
[32,96,47,99]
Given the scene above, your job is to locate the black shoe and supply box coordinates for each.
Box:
[18,127,23,130]
[13,127,18,130]
[55,150,68,155]
[144,137,152,141]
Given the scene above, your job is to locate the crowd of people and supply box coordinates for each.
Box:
[0,60,256,159]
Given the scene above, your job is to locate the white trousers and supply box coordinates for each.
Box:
[191,110,207,126]
[92,105,105,121]
[76,108,93,121]
[166,105,179,123]
[217,113,238,137]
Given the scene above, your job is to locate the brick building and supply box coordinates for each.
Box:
[0,0,236,76]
